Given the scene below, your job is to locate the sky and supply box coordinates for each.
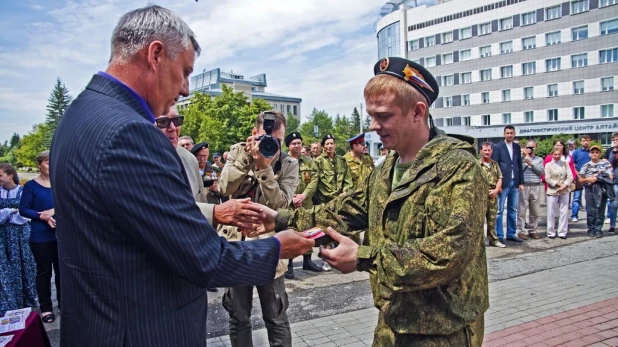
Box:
[0,0,435,143]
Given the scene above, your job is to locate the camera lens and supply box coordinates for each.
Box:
[259,136,279,158]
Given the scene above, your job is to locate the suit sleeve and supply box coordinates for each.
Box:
[98,123,280,288]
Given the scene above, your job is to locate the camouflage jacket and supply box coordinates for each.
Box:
[277,135,489,336]
[314,153,354,204]
[343,152,375,189]
[479,160,502,189]
[291,154,318,209]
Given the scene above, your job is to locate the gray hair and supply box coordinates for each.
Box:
[110,5,201,63]
[178,136,194,145]
[36,150,50,165]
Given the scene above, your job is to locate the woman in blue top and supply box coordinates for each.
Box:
[0,163,37,316]
[19,151,60,323]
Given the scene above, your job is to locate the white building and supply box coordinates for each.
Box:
[373,0,617,147]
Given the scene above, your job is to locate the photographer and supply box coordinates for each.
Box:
[218,111,299,347]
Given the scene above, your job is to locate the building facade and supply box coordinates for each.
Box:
[374,0,617,147]
[177,68,302,120]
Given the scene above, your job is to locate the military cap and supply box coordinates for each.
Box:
[213,152,221,158]
[321,134,335,146]
[590,144,603,152]
[374,57,440,106]
[284,132,303,147]
[190,142,209,155]
[347,133,366,145]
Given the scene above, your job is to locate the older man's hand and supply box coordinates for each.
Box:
[274,230,315,259]
[213,198,265,229]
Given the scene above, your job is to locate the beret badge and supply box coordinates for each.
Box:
[403,64,435,93]
[379,58,389,72]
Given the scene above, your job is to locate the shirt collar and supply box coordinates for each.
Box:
[97,71,156,124]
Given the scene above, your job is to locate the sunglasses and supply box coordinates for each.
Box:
[155,116,184,129]
[526,146,535,150]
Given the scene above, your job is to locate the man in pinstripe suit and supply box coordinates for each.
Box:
[50,5,314,347]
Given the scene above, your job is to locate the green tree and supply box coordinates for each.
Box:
[363,114,371,131]
[14,124,49,167]
[298,108,334,148]
[351,107,361,134]
[9,133,20,148]
[43,78,73,148]
[533,134,601,158]
[286,115,300,134]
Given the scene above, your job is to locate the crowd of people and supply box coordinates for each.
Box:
[483,129,617,247]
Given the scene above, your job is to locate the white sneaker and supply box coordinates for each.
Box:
[571,217,578,222]
[605,218,611,224]
[492,242,506,248]
[321,262,332,272]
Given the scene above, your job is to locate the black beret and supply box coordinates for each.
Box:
[321,134,335,146]
[190,142,209,155]
[284,132,302,147]
[374,57,439,106]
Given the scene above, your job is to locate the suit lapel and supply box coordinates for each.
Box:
[85,74,154,123]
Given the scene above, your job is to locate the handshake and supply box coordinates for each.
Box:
[212,198,315,259]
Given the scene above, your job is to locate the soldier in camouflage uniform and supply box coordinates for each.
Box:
[284,132,322,277]
[343,133,375,189]
[479,142,505,248]
[266,57,489,346]
[314,134,354,205]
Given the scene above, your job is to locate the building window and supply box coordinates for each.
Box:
[525,111,534,123]
[463,116,471,125]
[522,62,536,75]
[408,39,419,51]
[546,58,561,72]
[272,103,277,110]
[442,75,454,86]
[522,36,536,50]
[600,48,618,63]
[601,133,613,146]
[482,115,491,125]
[521,12,536,26]
[602,104,615,118]
[573,80,585,94]
[461,72,472,84]
[524,87,534,99]
[446,118,453,126]
[460,27,472,39]
[548,109,559,121]
[442,53,453,64]
[601,0,618,6]
[500,65,513,78]
[480,69,492,81]
[463,94,471,106]
[425,36,436,47]
[280,104,284,113]
[430,103,436,109]
[482,92,490,104]
[502,113,512,124]
[571,53,588,68]
[442,31,453,44]
[445,97,453,108]
[546,5,561,20]
[479,45,491,58]
[502,89,511,102]
[573,107,585,120]
[571,0,589,14]
[293,105,298,116]
[460,49,471,61]
[287,105,291,115]
[601,19,618,35]
[425,56,436,67]
[499,17,513,31]
[602,77,615,91]
[479,22,491,35]
[548,84,559,97]
[572,26,588,41]
[546,31,561,45]
[377,22,401,59]
[500,41,513,54]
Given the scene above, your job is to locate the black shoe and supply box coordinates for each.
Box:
[548,236,556,239]
[507,236,524,243]
[303,260,323,272]
[609,227,615,233]
[595,233,603,238]
[285,261,295,279]
[558,236,567,240]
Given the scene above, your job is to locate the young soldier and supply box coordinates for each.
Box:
[314,134,353,205]
[343,133,375,189]
[480,142,505,248]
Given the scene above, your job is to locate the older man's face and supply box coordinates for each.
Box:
[157,107,181,146]
[150,45,194,117]
[178,138,193,150]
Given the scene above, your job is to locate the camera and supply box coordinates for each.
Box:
[257,112,280,158]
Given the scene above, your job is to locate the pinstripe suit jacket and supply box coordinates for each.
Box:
[50,74,281,347]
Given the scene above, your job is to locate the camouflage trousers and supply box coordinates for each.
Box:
[372,312,484,347]
[485,196,499,244]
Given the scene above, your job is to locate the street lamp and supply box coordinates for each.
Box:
[313,124,319,138]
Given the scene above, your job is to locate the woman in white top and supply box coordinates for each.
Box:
[544,148,574,239]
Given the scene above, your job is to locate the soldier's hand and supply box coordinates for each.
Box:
[213,198,264,228]
[320,227,358,274]
[293,194,306,208]
[274,230,315,259]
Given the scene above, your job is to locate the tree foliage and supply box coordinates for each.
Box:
[286,115,300,134]
[43,78,73,148]
[529,134,602,158]
[14,124,50,167]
